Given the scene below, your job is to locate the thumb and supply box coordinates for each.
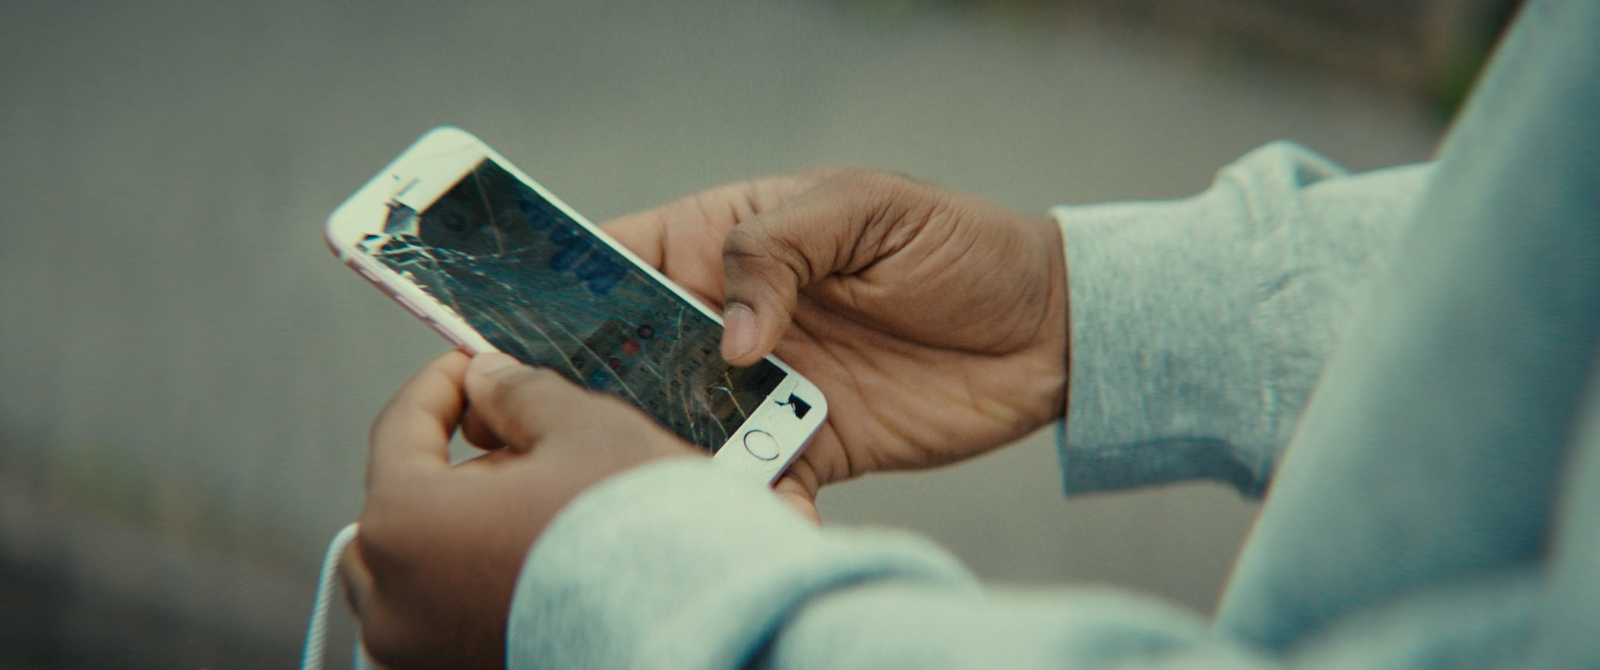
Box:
[462,353,589,453]
[719,169,922,366]
[773,473,822,526]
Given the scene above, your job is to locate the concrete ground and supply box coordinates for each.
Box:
[0,0,1439,666]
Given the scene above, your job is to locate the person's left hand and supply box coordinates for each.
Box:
[338,350,702,669]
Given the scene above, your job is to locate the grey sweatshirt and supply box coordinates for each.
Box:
[506,142,1432,668]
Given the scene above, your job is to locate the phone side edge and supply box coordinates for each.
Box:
[322,127,500,357]
[473,146,731,328]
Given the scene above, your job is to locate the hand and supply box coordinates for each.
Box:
[603,169,1068,521]
[338,351,702,669]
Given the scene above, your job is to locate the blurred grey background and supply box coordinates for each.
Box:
[0,0,1509,666]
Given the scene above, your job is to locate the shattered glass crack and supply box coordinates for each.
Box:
[359,160,785,452]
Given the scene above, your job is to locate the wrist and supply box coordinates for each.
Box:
[1033,211,1071,422]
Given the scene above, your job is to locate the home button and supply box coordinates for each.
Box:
[743,430,780,461]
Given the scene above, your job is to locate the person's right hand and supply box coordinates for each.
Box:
[603,169,1068,521]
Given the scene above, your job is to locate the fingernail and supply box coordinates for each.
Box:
[723,303,758,361]
[474,352,520,374]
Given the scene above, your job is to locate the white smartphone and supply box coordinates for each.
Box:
[325,127,825,482]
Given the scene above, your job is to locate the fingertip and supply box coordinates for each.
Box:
[368,351,475,479]
[721,302,760,363]
[461,353,537,449]
[460,354,590,452]
[467,352,522,380]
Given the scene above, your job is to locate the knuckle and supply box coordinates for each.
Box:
[723,222,809,294]
[829,167,907,198]
[721,225,768,261]
[810,169,922,231]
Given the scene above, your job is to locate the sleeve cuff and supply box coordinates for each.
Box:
[1052,141,1429,499]
[1053,191,1272,498]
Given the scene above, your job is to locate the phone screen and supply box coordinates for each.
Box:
[356,159,787,452]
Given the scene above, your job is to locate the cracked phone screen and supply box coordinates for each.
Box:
[358,159,786,452]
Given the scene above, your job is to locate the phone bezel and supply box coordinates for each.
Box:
[325,127,826,482]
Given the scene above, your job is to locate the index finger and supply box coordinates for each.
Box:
[367,351,472,489]
[599,207,668,269]
[600,170,846,272]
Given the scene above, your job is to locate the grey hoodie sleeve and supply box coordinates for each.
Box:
[1055,142,1430,497]
[505,143,1435,669]
[508,459,1274,670]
